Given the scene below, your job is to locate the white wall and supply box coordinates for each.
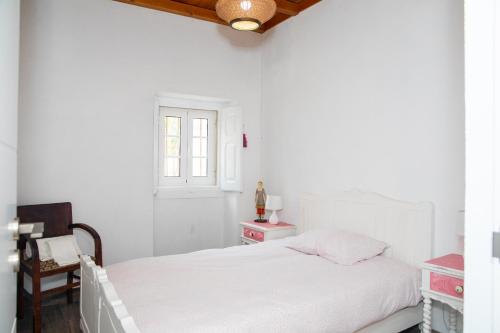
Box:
[154,197,225,255]
[18,0,465,261]
[262,0,464,255]
[18,2,466,330]
[0,0,20,331]
[261,1,464,331]
[18,0,262,265]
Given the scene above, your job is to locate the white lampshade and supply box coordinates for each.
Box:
[265,195,282,211]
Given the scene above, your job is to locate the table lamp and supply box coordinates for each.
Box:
[266,195,283,225]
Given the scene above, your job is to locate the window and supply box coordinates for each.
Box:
[154,93,243,196]
[159,107,217,186]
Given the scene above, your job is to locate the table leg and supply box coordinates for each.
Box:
[449,309,457,333]
[422,297,432,333]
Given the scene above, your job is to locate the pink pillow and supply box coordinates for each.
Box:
[317,230,387,265]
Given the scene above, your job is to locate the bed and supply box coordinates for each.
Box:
[81,190,434,333]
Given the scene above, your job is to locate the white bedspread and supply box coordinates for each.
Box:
[106,239,421,333]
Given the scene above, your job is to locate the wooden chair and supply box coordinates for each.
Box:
[17,202,102,333]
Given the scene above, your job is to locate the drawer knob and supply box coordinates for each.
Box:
[455,285,464,294]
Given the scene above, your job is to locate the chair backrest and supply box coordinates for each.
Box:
[98,280,141,333]
[17,202,73,238]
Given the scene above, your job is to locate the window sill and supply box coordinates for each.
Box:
[154,186,224,199]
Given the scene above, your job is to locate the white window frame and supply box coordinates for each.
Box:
[153,92,242,198]
[158,107,217,187]
[186,109,217,186]
[158,108,188,186]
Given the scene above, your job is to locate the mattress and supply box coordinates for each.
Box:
[106,239,421,333]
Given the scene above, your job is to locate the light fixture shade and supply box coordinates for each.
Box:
[265,195,283,211]
[216,0,277,31]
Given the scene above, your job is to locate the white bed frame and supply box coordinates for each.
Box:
[82,190,434,333]
[299,190,434,332]
[80,256,140,333]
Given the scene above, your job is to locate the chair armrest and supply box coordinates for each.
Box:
[69,223,103,266]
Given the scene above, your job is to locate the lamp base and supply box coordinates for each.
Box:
[269,211,279,225]
[254,218,268,223]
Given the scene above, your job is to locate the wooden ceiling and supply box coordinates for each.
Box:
[114,0,321,33]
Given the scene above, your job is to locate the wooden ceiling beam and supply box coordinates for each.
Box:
[116,0,301,20]
[275,0,300,16]
[260,13,290,31]
[113,0,322,33]
[114,0,226,25]
[298,0,322,11]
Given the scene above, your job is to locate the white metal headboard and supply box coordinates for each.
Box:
[299,190,434,268]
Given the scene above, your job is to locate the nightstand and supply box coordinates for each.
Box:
[421,254,464,333]
[240,221,296,245]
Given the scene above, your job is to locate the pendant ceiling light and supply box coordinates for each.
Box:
[216,0,277,31]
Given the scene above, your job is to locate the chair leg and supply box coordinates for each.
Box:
[32,274,41,333]
[16,270,24,319]
[67,272,73,304]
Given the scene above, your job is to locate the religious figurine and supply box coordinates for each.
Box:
[254,181,267,223]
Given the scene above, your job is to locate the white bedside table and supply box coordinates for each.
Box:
[240,221,296,245]
[421,253,464,333]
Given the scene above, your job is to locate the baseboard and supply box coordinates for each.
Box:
[11,317,16,333]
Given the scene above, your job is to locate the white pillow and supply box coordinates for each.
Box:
[28,235,82,261]
[317,230,387,265]
[34,238,52,261]
[286,229,324,255]
[48,236,81,266]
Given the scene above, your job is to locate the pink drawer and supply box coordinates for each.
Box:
[430,272,464,299]
[243,227,264,242]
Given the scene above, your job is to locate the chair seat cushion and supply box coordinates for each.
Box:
[24,255,96,273]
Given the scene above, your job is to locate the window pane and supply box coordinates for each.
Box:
[192,157,207,177]
[193,138,201,157]
[200,119,208,137]
[200,138,207,157]
[165,157,180,177]
[200,158,207,176]
[193,118,208,138]
[166,137,180,157]
[166,117,180,136]
[192,138,207,157]
[193,118,201,137]
[192,157,200,177]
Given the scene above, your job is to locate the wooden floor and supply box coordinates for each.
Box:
[17,289,81,333]
[16,289,422,333]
